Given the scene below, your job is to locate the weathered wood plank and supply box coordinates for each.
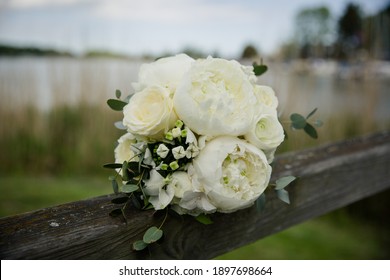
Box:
[1,131,389,260]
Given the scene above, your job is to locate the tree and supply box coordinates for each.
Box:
[241,44,259,59]
[334,3,363,60]
[294,6,334,58]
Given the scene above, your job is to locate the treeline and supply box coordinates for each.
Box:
[278,2,390,61]
[0,44,73,57]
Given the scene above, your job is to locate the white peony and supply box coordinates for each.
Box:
[132,53,194,95]
[191,136,272,213]
[114,132,138,165]
[244,113,285,151]
[123,85,178,139]
[173,57,256,137]
[172,191,217,216]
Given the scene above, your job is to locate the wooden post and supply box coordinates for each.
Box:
[1,131,389,259]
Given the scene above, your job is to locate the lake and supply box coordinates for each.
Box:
[1,56,389,139]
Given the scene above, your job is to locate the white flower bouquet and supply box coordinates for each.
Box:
[104,54,320,250]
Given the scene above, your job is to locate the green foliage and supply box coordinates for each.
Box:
[143,226,163,244]
[275,176,297,190]
[256,193,266,212]
[290,113,307,129]
[121,184,139,193]
[276,189,290,204]
[133,240,148,251]
[107,99,128,111]
[289,108,322,139]
[195,214,213,225]
[103,163,122,169]
[253,62,268,76]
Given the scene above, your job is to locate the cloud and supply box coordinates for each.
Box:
[6,0,83,9]
[91,0,259,24]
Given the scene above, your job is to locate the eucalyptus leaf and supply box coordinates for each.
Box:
[304,123,318,139]
[115,89,122,99]
[143,226,163,244]
[276,189,290,204]
[109,208,123,217]
[111,196,129,204]
[313,119,324,127]
[306,107,318,119]
[103,163,122,169]
[131,195,142,209]
[133,240,148,251]
[107,99,128,111]
[111,179,119,194]
[290,113,307,129]
[121,184,139,193]
[122,161,129,181]
[275,175,296,190]
[256,193,266,212]
[195,214,213,225]
[114,121,127,130]
[253,64,268,76]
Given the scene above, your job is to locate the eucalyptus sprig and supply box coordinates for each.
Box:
[256,175,297,212]
[289,108,323,139]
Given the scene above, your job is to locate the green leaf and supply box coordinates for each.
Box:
[121,161,129,181]
[306,108,318,119]
[107,99,128,111]
[304,123,318,139]
[131,195,142,209]
[256,193,266,212]
[253,64,268,76]
[109,208,123,217]
[290,113,307,129]
[143,226,163,244]
[111,196,129,204]
[121,184,139,193]
[111,179,119,194]
[195,214,213,225]
[275,175,296,190]
[103,163,122,169]
[276,189,290,204]
[115,89,122,99]
[133,240,148,251]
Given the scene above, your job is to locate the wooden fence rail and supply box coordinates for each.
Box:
[1,131,390,259]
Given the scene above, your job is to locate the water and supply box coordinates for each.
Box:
[1,57,389,132]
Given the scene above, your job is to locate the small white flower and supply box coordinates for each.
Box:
[143,148,155,167]
[156,144,169,158]
[144,170,175,210]
[172,146,186,160]
[172,127,181,138]
[186,143,200,159]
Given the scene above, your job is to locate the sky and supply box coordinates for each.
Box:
[0,0,388,57]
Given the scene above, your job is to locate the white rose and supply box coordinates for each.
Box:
[114,132,138,164]
[244,113,285,151]
[123,85,178,139]
[254,85,278,113]
[173,57,256,137]
[132,54,194,94]
[192,136,272,213]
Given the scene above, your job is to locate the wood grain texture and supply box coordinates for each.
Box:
[1,131,389,260]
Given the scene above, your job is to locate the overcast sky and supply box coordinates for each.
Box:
[0,0,388,57]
